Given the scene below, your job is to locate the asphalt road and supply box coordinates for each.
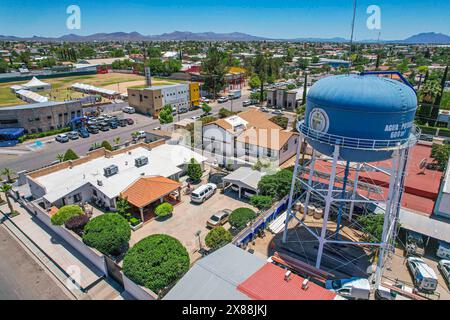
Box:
[0,225,70,300]
[0,93,252,173]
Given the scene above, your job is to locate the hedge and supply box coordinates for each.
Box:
[229,208,256,229]
[18,127,71,143]
[82,213,131,256]
[65,215,90,234]
[205,227,233,250]
[123,234,190,293]
[51,205,84,226]
[155,202,174,218]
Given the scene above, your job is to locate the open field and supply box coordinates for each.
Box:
[103,79,178,94]
[0,73,148,107]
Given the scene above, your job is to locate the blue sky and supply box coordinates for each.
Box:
[1,0,449,40]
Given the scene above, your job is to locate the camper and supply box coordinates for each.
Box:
[406,257,438,293]
[325,278,371,300]
[437,241,450,259]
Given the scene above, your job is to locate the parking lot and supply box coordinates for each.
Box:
[130,187,257,262]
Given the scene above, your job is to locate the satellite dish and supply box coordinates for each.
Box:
[418,158,427,175]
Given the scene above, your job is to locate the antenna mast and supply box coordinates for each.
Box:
[349,0,357,52]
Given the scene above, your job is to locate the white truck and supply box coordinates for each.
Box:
[326,278,371,300]
[228,89,242,100]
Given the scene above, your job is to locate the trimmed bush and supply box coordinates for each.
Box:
[82,213,131,256]
[155,202,174,218]
[101,140,113,151]
[205,227,233,250]
[229,208,256,229]
[123,234,190,293]
[51,205,84,226]
[63,149,79,161]
[250,195,273,211]
[65,215,90,234]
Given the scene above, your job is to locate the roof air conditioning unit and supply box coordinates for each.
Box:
[284,270,291,282]
[135,156,149,168]
[103,165,119,177]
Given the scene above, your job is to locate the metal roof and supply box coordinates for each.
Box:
[164,244,266,300]
[399,208,450,243]
[0,100,76,111]
[222,167,266,191]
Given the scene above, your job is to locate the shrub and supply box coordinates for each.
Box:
[187,158,202,183]
[258,169,294,200]
[101,140,113,151]
[205,227,233,250]
[123,234,190,293]
[82,213,131,256]
[250,195,273,211]
[129,217,141,227]
[51,205,84,226]
[65,215,90,234]
[270,116,289,130]
[155,202,174,218]
[63,149,79,161]
[229,208,256,229]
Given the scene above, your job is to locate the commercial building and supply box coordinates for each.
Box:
[203,109,299,167]
[0,100,83,133]
[267,86,307,110]
[26,143,207,215]
[127,83,190,117]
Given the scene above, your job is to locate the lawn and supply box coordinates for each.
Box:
[0,73,146,107]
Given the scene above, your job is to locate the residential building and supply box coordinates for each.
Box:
[203,109,299,167]
[127,83,190,117]
[26,143,206,212]
[0,100,83,133]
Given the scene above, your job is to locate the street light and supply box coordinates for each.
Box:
[195,230,202,251]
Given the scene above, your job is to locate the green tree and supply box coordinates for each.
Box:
[116,197,131,218]
[113,137,121,146]
[63,149,79,161]
[147,47,162,59]
[101,140,113,151]
[51,205,84,226]
[205,227,233,250]
[254,53,268,104]
[0,184,14,214]
[201,46,227,99]
[159,105,174,124]
[83,213,131,256]
[155,202,174,218]
[187,158,202,183]
[357,214,385,242]
[218,108,236,119]
[1,168,14,183]
[258,169,294,200]
[0,59,9,73]
[248,75,261,90]
[123,234,190,293]
[249,195,273,211]
[431,144,450,171]
[201,102,212,115]
[56,154,64,163]
[229,208,256,229]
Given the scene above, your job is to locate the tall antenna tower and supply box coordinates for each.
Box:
[143,41,152,87]
[349,0,357,52]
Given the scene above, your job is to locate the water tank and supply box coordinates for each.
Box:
[302,75,417,162]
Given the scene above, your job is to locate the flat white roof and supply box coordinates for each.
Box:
[34,144,207,203]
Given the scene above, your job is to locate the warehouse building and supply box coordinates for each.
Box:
[0,100,83,133]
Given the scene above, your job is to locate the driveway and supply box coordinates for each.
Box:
[130,188,257,261]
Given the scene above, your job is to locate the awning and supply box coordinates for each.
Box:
[399,208,450,243]
[223,167,265,192]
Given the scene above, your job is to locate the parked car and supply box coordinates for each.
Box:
[200,97,210,103]
[67,131,79,140]
[207,209,231,228]
[87,125,99,134]
[242,100,252,107]
[179,107,189,113]
[272,109,284,115]
[109,121,118,129]
[217,96,229,103]
[191,115,201,121]
[438,260,450,288]
[78,129,90,138]
[125,118,134,125]
[406,256,438,293]
[55,134,69,143]
[118,119,127,127]
[325,278,371,300]
[98,122,110,131]
[261,107,270,113]
[191,183,217,204]
[135,131,146,139]
[122,106,135,114]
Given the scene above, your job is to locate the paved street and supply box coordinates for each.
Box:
[0,92,255,173]
[0,225,71,300]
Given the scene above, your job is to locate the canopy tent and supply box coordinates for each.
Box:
[16,89,48,103]
[71,83,119,98]
[10,77,51,93]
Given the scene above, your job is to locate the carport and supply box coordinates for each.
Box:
[222,167,265,199]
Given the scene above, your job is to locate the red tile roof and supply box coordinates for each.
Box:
[237,263,336,300]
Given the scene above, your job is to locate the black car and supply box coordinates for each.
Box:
[78,129,90,138]
[125,118,134,125]
[87,126,99,134]
[118,119,127,127]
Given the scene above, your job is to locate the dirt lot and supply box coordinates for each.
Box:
[130,188,257,262]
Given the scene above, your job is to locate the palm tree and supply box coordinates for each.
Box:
[56,154,64,163]
[0,184,14,214]
[113,137,121,146]
[1,168,14,183]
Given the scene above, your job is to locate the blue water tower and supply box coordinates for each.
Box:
[299,74,418,162]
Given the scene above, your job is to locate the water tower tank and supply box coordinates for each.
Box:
[302,74,418,162]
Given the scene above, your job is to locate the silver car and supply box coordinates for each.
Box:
[438,260,450,288]
[207,209,231,228]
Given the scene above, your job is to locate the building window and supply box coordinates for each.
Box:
[267,149,272,157]
[73,193,82,203]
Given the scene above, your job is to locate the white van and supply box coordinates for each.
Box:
[407,257,438,293]
[326,278,371,300]
[122,106,135,114]
[191,183,217,204]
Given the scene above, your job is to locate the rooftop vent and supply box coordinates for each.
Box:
[302,279,309,290]
[97,180,103,186]
[284,270,291,282]
[104,165,119,177]
[135,156,149,168]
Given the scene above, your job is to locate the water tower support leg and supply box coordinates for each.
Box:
[348,163,362,222]
[316,144,340,269]
[282,137,303,243]
[303,150,317,220]
[375,150,400,287]
[335,161,350,239]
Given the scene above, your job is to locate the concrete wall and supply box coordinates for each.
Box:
[123,274,158,300]
[279,134,299,165]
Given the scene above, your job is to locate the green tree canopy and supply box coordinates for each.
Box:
[51,205,84,226]
[248,75,261,90]
[249,195,273,211]
[205,227,233,250]
[155,202,174,218]
[229,208,256,229]
[258,169,294,200]
[123,234,190,293]
[101,140,113,151]
[187,158,202,183]
[159,105,174,124]
[82,213,131,256]
[63,149,79,161]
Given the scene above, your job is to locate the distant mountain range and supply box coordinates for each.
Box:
[0,31,449,44]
